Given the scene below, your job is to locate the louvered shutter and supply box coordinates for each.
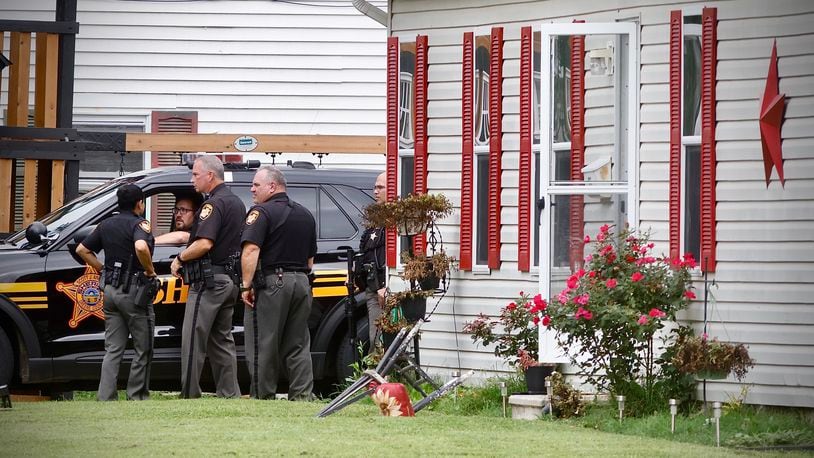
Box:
[487,27,504,270]
[668,11,682,260]
[386,37,399,267]
[569,27,586,271]
[700,7,717,272]
[150,111,198,232]
[459,32,475,271]
[518,26,533,272]
[413,35,429,254]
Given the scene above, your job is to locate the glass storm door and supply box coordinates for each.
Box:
[537,22,639,362]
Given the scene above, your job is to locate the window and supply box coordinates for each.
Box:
[533,34,572,267]
[399,43,416,150]
[682,15,702,263]
[473,34,490,268]
[318,189,355,239]
[475,154,489,265]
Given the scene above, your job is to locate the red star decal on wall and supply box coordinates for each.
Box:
[759,40,786,187]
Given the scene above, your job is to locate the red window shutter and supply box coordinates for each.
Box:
[459,32,474,271]
[386,36,400,267]
[150,111,197,230]
[518,26,533,272]
[700,7,717,272]
[668,11,682,261]
[487,26,504,270]
[569,28,586,271]
[413,35,429,254]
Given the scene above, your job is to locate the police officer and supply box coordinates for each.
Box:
[240,165,316,401]
[358,172,387,351]
[76,184,157,401]
[171,156,244,399]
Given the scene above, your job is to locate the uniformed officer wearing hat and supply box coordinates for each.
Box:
[240,165,317,401]
[76,184,157,401]
[171,156,245,398]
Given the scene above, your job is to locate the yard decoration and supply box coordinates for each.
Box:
[542,225,696,414]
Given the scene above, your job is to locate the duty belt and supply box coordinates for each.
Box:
[262,267,308,275]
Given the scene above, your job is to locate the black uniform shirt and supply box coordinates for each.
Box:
[241,192,317,271]
[359,227,385,269]
[83,211,154,270]
[188,182,246,265]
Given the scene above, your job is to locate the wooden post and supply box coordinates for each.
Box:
[6,32,34,230]
[8,32,37,227]
[35,32,63,213]
[0,31,11,233]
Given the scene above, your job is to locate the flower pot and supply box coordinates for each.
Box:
[695,369,728,380]
[418,273,440,291]
[400,296,427,322]
[524,365,555,394]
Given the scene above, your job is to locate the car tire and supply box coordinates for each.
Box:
[0,326,14,387]
[334,320,370,384]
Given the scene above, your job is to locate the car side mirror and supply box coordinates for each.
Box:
[25,221,47,245]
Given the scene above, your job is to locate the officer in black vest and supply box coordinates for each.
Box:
[357,172,387,351]
[171,156,245,399]
[240,165,317,401]
[76,184,157,401]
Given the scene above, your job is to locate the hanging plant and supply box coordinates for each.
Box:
[362,193,452,235]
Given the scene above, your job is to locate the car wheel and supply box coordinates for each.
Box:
[334,320,370,384]
[0,327,14,387]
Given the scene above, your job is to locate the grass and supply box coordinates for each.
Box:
[1,393,798,457]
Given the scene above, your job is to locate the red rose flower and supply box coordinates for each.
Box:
[605,278,617,289]
[542,315,551,327]
[648,308,666,318]
[631,272,644,282]
[684,290,696,300]
[507,302,517,311]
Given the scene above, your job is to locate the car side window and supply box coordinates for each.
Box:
[318,189,355,239]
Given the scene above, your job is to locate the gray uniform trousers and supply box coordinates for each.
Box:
[98,283,154,401]
[366,290,382,350]
[181,273,240,398]
[244,271,314,401]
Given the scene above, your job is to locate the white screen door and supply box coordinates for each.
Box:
[537,22,639,363]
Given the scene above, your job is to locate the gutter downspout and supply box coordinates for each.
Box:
[352,0,387,27]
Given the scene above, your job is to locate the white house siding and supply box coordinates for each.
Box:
[1,0,387,168]
[390,0,814,408]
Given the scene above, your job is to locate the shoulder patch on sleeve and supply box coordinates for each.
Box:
[139,220,151,233]
[199,203,214,220]
[246,209,260,225]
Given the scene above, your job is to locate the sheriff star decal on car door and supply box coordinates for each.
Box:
[57,265,105,328]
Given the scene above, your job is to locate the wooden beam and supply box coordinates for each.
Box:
[35,32,63,214]
[23,159,38,225]
[126,133,386,154]
[0,31,10,232]
[3,32,33,231]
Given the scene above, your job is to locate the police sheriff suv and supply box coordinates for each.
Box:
[0,162,376,394]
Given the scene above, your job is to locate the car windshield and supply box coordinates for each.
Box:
[4,175,139,246]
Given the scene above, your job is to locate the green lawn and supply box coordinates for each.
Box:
[0,395,805,457]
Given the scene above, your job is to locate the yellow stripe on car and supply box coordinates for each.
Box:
[0,282,48,293]
[312,286,348,298]
[8,296,48,302]
[18,303,48,310]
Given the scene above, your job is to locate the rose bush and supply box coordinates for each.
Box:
[463,292,548,371]
[541,225,696,412]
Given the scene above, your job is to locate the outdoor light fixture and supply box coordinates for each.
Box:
[669,399,678,434]
[0,52,12,73]
[0,384,11,409]
[616,395,626,422]
[452,370,461,404]
[545,379,554,418]
[588,42,614,77]
[712,401,722,447]
[499,382,508,418]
